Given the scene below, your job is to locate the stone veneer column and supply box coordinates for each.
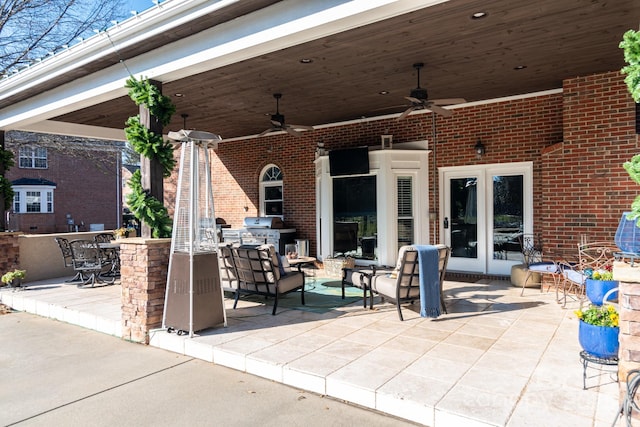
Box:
[119,238,171,344]
[0,232,22,273]
[616,260,640,420]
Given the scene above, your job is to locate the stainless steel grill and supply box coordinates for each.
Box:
[221,217,295,254]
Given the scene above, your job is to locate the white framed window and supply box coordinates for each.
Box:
[259,164,283,218]
[397,175,414,247]
[12,186,55,213]
[19,146,48,169]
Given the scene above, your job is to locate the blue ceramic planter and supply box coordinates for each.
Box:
[585,279,618,305]
[578,320,619,359]
[615,212,640,254]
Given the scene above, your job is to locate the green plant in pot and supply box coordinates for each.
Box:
[575,304,620,359]
[1,269,26,288]
[585,266,618,306]
[620,30,640,226]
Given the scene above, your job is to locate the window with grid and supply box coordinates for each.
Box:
[13,192,20,213]
[397,176,414,247]
[19,146,48,169]
[260,165,283,217]
[12,187,54,214]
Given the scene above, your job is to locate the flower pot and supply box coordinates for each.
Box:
[585,278,618,305]
[615,212,640,254]
[578,320,619,359]
[7,278,22,289]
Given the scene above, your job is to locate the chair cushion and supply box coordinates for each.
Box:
[388,245,416,278]
[277,271,304,293]
[563,268,587,285]
[344,269,373,289]
[528,261,558,274]
[373,274,420,300]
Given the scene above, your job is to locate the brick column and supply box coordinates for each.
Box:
[616,260,640,421]
[120,238,171,343]
[0,232,22,274]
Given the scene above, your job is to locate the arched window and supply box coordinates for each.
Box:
[260,164,283,218]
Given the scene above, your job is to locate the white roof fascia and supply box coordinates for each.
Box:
[20,120,127,141]
[0,0,448,132]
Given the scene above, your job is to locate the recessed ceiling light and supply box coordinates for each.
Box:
[174,93,183,97]
[379,90,389,95]
[471,11,487,19]
[299,58,313,64]
[513,65,527,70]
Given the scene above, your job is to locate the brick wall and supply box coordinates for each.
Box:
[0,232,20,274]
[545,72,638,252]
[200,71,637,255]
[120,238,171,343]
[616,262,640,422]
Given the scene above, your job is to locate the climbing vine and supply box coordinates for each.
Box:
[620,29,640,224]
[124,76,176,238]
[0,148,15,210]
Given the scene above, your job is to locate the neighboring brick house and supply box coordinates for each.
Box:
[4,131,123,234]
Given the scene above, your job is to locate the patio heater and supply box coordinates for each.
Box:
[163,129,226,337]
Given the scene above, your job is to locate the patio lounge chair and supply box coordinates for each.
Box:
[68,239,115,287]
[518,233,562,296]
[231,245,305,315]
[54,237,85,282]
[343,245,450,319]
[218,243,238,292]
[559,242,617,307]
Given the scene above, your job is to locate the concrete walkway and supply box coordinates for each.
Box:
[0,311,412,426]
[0,276,624,426]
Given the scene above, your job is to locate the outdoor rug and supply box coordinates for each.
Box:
[240,279,364,314]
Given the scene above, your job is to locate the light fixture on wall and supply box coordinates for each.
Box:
[316,140,325,158]
[474,139,485,158]
[381,134,393,149]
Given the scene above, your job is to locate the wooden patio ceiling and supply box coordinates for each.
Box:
[43,0,640,140]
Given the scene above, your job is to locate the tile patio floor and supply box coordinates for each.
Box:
[0,273,624,427]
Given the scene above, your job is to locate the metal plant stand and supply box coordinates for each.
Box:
[163,129,227,337]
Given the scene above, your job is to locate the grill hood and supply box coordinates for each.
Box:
[243,217,285,229]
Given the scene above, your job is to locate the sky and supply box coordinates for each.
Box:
[117,0,162,19]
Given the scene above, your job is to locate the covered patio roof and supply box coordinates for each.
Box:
[0,0,637,141]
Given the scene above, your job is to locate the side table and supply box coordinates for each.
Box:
[288,256,317,288]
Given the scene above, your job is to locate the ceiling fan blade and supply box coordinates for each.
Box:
[285,127,302,137]
[258,128,274,137]
[432,98,467,105]
[397,106,414,120]
[428,104,453,117]
[290,124,314,131]
[405,96,424,105]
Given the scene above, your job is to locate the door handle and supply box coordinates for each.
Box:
[444,217,449,229]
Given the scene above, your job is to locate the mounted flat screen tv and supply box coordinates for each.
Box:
[329,147,370,176]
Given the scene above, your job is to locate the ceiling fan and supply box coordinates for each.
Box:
[397,62,466,120]
[259,93,313,137]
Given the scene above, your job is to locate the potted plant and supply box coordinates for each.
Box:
[1,269,26,288]
[575,304,619,359]
[113,227,134,239]
[585,266,618,306]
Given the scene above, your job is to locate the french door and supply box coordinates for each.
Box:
[440,162,533,275]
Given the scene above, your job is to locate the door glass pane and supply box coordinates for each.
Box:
[333,176,377,259]
[449,178,477,258]
[492,175,524,260]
